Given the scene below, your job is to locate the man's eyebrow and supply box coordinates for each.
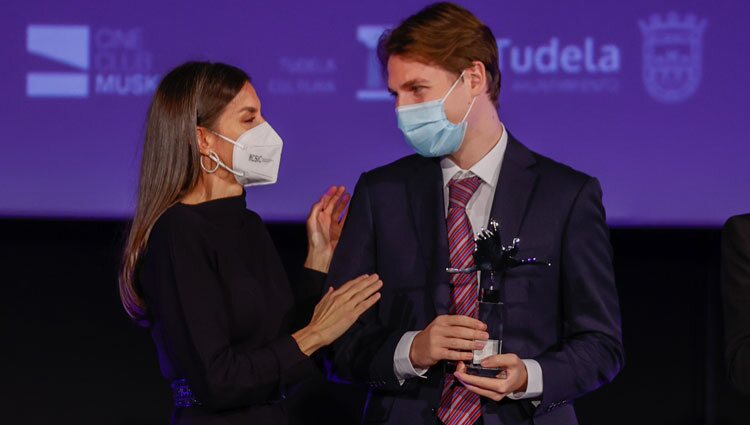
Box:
[400,78,429,90]
[387,78,429,95]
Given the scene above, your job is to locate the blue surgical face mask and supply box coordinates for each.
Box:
[396,71,477,157]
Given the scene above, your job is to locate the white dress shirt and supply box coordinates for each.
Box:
[392,123,543,401]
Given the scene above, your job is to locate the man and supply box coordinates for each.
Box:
[722,214,750,395]
[327,3,624,424]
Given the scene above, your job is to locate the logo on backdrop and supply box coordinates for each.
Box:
[496,37,621,94]
[639,12,708,104]
[27,25,89,97]
[355,25,390,101]
[267,57,337,96]
[26,24,159,98]
[354,25,622,101]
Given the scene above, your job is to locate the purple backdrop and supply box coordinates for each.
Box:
[3,0,748,225]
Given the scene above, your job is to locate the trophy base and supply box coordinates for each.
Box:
[472,339,501,364]
[466,364,505,378]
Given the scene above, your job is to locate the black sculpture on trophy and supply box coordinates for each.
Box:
[446,219,551,377]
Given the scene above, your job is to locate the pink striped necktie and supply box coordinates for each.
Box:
[437,175,483,425]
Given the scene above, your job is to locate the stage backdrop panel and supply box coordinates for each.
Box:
[2,0,748,225]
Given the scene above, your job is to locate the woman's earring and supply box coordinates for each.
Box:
[200,152,220,174]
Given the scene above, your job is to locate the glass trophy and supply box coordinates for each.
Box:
[446,219,550,378]
[468,270,505,377]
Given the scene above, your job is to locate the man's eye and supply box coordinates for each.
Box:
[413,86,426,94]
[244,117,256,124]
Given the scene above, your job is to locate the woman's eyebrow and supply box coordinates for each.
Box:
[238,106,258,114]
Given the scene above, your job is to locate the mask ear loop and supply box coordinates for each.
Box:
[442,70,476,124]
[460,96,478,123]
[440,70,467,102]
[208,129,247,151]
[199,128,246,177]
[200,151,245,177]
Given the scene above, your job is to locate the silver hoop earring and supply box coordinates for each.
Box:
[200,153,220,174]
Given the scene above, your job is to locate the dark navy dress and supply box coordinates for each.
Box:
[137,192,325,424]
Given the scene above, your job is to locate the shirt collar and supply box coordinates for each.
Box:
[441,122,508,188]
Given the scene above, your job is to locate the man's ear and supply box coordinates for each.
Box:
[195,127,212,156]
[467,61,487,97]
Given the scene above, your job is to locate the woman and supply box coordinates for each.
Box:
[118,61,381,424]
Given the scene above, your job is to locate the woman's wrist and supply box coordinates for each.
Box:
[304,246,332,273]
[292,325,325,356]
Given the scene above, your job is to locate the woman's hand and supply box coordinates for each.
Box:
[304,186,350,273]
[292,274,382,356]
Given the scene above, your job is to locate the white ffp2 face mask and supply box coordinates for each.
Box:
[203,121,284,187]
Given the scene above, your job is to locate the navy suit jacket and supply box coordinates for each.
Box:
[722,214,750,395]
[327,133,624,425]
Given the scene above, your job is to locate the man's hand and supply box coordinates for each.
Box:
[409,315,488,370]
[453,354,529,402]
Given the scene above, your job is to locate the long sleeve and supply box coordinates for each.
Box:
[140,212,311,411]
[289,268,327,331]
[507,359,543,401]
[722,215,750,395]
[327,173,409,392]
[533,177,625,414]
[393,331,428,384]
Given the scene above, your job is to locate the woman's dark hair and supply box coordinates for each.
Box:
[119,61,249,325]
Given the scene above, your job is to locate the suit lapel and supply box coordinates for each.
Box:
[406,157,451,316]
[488,133,538,251]
[406,133,538,317]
